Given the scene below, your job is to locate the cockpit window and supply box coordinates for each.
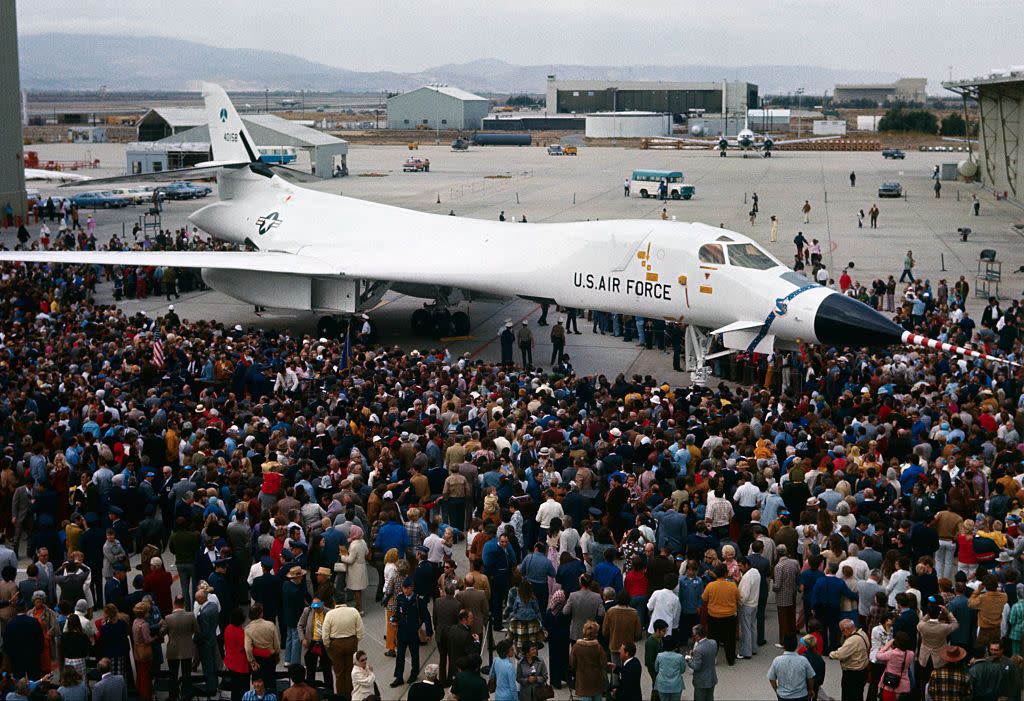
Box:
[727,243,777,270]
[698,243,725,265]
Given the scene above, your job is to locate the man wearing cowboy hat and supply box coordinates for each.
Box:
[926,645,972,701]
[282,565,311,666]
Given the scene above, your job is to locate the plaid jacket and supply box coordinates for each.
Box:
[927,665,972,701]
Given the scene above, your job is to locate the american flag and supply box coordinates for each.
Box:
[152,337,165,368]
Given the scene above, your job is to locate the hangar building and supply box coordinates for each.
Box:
[945,71,1024,203]
[545,76,757,118]
[129,110,348,178]
[833,78,928,105]
[386,85,490,130]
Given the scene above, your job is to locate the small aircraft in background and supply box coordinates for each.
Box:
[680,117,842,157]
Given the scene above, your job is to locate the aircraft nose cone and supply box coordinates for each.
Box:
[813,293,905,348]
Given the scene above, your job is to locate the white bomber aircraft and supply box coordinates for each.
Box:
[0,84,1012,378]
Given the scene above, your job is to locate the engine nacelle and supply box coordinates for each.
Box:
[201,268,360,312]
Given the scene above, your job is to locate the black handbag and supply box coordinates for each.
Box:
[882,651,907,689]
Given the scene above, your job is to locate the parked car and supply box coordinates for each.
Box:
[107,187,155,205]
[403,158,430,172]
[547,144,578,156]
[71,191,131,209]
[878,181,903,198]
[162,181,212,200]
[882,148,906,159]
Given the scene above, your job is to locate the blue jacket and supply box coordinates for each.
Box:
[652,504,688,554]
[678,575,705,614]
[811,574,857,611]
[594,561,623,592]
[374,521,409,558]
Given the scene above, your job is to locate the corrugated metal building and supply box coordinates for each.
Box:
[0,3,26,220]
[136,108,207,141]
[387,85,490,130]
[546,76,757,117]
[834,78,928,105]
[945,72,1024,202]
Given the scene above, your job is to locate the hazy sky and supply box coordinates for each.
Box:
[18,0,1023,86]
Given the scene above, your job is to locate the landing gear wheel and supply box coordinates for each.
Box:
[451,311,471,335]
[316,316,340,339]
[431,309,453,337]
[411,308,431,336]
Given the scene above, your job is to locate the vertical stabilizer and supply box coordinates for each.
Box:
[203,83,259,163]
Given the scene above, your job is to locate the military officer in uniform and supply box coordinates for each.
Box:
[391,577,421,688]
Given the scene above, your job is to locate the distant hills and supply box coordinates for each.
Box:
[20,33,903,95]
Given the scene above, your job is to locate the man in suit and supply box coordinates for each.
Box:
[3,601,43,679]
[433,583,463,686]
[652,499,688,554]
[446,609,480,685]
[250,556,282,628]
[194,589,221,694]
[225,510,252,604]
[11,480,32,558]
[92,658,128,701]
[104,562,129,613]
[687,624,718,701]
[162,595,198,701]
[455,573,489,639]
[615,641,643,700]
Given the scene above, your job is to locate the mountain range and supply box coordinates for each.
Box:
[20,33,904,95]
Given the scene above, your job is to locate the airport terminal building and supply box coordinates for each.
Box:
[545,76,757,118]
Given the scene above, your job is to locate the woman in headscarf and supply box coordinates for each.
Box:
[339,525,369,614]
[542,588,571,689]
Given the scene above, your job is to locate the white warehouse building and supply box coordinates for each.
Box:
[585,111,671,138]
[387,85,490,130]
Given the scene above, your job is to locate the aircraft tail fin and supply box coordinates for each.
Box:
[203,83,259,164]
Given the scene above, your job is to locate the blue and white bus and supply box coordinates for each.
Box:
[629,169,694,199]
[259,146,297,164]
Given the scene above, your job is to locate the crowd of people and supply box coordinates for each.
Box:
[0,201,1022,701]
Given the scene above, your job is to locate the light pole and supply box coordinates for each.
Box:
[796,87,805,138]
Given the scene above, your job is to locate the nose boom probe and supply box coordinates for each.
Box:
[902,331,1019,367]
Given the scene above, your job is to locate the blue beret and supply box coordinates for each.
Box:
[290,541,308,552]
[112,562,128,572]
[260,556,274,569]
[84,513,98,524]
[402,576,413,587]
[109,506,124,516]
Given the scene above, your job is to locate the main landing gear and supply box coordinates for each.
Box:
[411,305,470,337]
[316,316,346,339]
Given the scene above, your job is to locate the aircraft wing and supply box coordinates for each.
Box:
[0,250,341,276]
[767,135,844,147]
[65,163,252,187]
[25,169,92,183]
